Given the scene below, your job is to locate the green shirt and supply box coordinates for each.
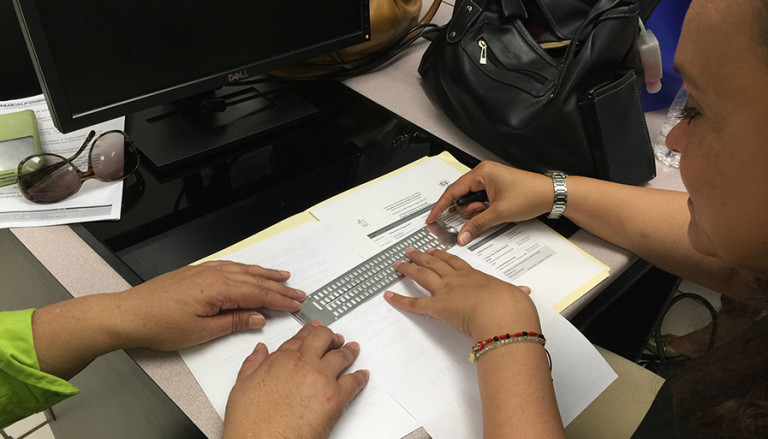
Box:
[0,309,79,428]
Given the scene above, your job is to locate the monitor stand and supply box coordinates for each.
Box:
[125,82,317,171]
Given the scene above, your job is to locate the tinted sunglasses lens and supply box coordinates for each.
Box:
[90,132,139,181]
[18,155,80,203]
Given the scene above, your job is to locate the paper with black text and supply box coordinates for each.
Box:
[311,154,609,312]
[180,220,421,439]
[0,95,124,228]
[310,155,462,257]
[180,219,617,438]
[181,153,616,438]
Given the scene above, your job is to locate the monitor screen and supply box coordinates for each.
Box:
[0,0,40,99]
[13,0,371,167]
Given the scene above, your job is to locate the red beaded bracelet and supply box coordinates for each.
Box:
[469,331,546,363]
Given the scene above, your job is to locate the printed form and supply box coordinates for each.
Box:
[180,153,616,439]
[0,95,124,228]
[311,155,609,311]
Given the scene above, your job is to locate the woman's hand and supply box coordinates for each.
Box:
[113,260,307,351]
[33,260,306,379]
[426,161,553,246]
[386,250,563,439]
[223,323,369,439]
[384,248,540,339]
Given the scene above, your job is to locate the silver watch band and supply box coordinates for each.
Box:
[546,171,567,219]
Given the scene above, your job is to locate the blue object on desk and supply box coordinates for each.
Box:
[640,0,692,112]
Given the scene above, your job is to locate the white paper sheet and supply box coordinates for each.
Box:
[181,219,616,438]
[454,220,609,310]
[180,155,617,438]
[0,95,125,228]
[311,157,463,257]
[180,221,422,439]
[311,156,608,311]
[334,247,617,436]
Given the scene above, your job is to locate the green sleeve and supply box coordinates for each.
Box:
[0,309,79,428]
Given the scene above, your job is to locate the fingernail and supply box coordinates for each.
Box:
[405,247,415,255]
[336,333,346,345]
[458,231,471,246]
[248,314,266,329]
[347,341,360,353]
[309,320,323,327]
[295,289,306,300]
[518,285,532,294]
[279,270,291,277]
[383,290,393,300]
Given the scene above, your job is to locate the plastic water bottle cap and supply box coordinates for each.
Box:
[638,25,662,94]
[645,80,662,94]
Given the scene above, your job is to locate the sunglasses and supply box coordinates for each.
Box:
[17,130,140,203]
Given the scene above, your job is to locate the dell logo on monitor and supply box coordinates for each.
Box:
[227,70,249,82]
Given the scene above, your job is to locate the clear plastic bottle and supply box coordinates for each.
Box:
[653,85,688,168]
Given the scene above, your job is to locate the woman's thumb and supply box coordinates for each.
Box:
[458,213,494,245]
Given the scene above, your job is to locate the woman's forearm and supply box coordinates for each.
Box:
[469,301,564,439]
[476,343,564,438]
[31,293,125,380]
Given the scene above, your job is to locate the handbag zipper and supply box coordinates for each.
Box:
[473,36,548,85]
[478,39,488,65]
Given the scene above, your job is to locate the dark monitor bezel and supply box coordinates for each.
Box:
[12,0,371,133]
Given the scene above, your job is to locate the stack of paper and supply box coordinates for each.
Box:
[181,153,616,438]
[0,95,124,228]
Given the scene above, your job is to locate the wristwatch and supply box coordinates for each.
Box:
[545,171,567,219]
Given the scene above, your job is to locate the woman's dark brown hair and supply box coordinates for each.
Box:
[672,277,768,438]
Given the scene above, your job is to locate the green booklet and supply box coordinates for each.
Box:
[0,109,42,186]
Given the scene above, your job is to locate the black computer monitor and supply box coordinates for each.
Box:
[12,0,371,169]
[0,0,40,100]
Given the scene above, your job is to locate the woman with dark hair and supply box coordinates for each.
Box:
[382,0,768,437]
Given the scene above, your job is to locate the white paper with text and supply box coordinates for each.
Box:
[180,155,616,438]
[0,95,124,228]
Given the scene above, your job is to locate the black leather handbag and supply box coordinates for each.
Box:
[419,0,656,185]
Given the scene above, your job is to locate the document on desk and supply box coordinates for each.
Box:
[0,95,125,228]
[311,155,608,312]
[180,153,617,438]
[310,155,461,256]
[181,221,422,439]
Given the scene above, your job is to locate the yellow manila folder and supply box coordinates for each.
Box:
[197,150,608,313]
[183,151,617,435]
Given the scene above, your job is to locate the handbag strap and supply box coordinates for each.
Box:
[446,0,486,43]
[402,0,445,44]
[418,0,444,26]
[499,0,528,18]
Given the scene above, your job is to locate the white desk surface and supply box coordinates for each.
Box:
[9,3,685,438]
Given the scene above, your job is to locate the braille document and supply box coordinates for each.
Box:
[180,152,616,439]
